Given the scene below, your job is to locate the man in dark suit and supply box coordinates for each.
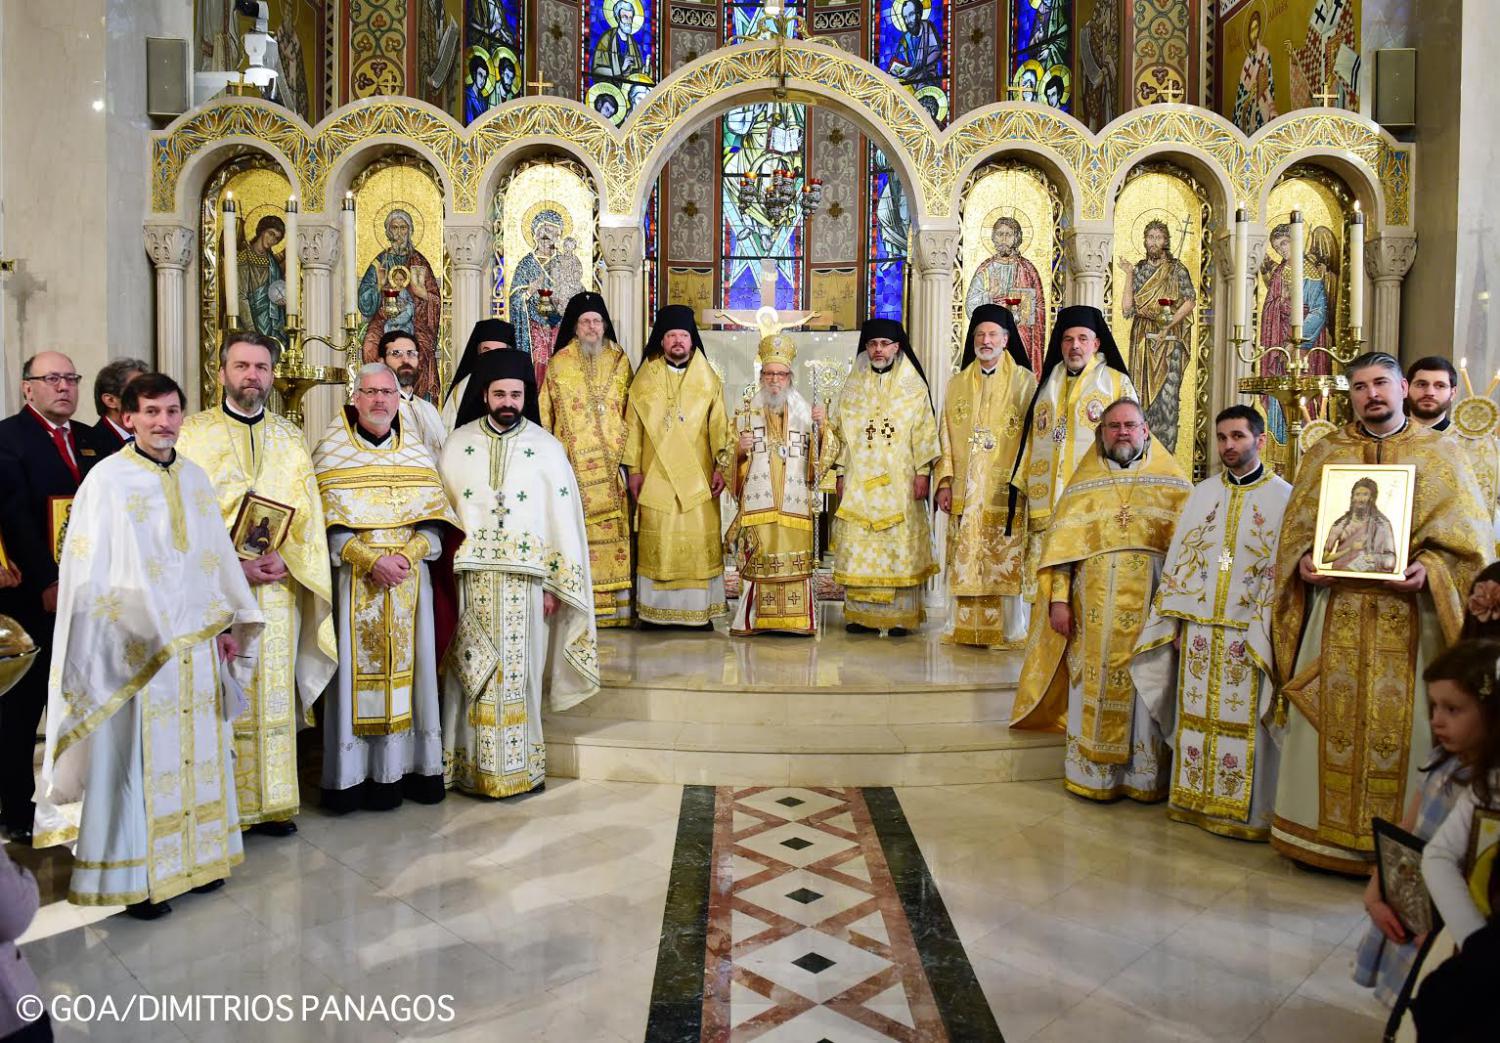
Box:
[91,357,149,449]
[0,351,112,843]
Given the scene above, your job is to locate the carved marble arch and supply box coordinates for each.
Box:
[198,152,295,407]
[953,159,1066,376]
[1109,161,1216,480]
[347,152,453,398]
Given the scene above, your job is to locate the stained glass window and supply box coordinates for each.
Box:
[866,147,910,320]
[871,0,950,121]
[720,1,807,312]
[1010,0,1071,111]
[464,0,524,124]
[584,0,657,125]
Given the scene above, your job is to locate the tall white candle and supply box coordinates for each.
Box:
[1232,205,1249,334]
[1348,201,1364,341]
[222,193,239,325]
[342,191,358,321]
[284,196,300,318]
[1288,209,1305,342]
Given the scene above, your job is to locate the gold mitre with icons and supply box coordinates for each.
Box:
[758,332,797,369]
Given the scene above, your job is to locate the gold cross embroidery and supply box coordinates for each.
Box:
[1217,549,1234,572]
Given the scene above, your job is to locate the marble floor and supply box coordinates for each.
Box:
[11,776,1388,1042]
[597,604,1022,693]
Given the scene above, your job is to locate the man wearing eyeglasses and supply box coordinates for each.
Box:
[311,364,460,813]
[378,330,445,459]
[1010,398,1191,804]
[0,351,111,843]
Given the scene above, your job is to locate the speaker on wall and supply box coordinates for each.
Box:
[1374,48,1416,130]
[146,37,190,121]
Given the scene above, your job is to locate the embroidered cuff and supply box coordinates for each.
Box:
[340,539,381,574]
[397,533,431,570]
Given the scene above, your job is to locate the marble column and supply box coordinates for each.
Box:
[445,220,493,375]
[1210,224,1268,420]
[599,224,646,363]
[1063,222,1114,308]
[143,222,196,405]
[1366,233,1418,359]
[296,222,342,440]
[911,224,959,611]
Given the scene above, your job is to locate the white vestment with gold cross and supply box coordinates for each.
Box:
[1131,468,1290,839]
[33,446,264,905]
[439,416,599,798]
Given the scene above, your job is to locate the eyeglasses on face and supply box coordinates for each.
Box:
[356,388,399,398]
[26,373,82,387]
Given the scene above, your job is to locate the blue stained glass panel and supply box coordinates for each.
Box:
[584,0,657,125]
[1010,0,1071,111]
[464,0,524,124]
[866,150,910,320]
[721,101,806,311]
[871,0,949,122]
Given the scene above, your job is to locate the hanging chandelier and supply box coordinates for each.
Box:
[738,168,823,225]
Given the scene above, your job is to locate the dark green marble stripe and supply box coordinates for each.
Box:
[863,786,1005,1042]
[644,785,716,1042]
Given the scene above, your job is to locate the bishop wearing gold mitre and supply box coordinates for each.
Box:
[176,332,337,836]
[1406,355,1500,554]
[539,293,635,627]
[934,305,1035,648]
[1011,398,1192,802]
[1009,306,1137,660]
[728,332,826,636]
[825,319,940,635]
[1269,352,1491,872]
[625,305,730,628]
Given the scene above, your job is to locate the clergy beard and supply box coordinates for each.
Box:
[578,336,603,357]
[395,363,418,389]
[227,385,266,413]
[762,386,789,409]
[1409,398,1449,423]
[490,405,520,429]
[1106,441,1140,465]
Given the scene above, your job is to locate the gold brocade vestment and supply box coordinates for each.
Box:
[730,390,821,635]
[625,353,730,624]
[539,342,634,626]
[311,412,461,736]
[1011,439,1191,799]
[935,359,1034,646]
[175,407,337,825]
[825,354,940,630]
[1438,420,1500,555]
[1270,421,1490,872]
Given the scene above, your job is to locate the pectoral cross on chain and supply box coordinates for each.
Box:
[1114,505,1133,527]
[969,427,996,452]
[1217,548,1235,573]
[494,490,510,529]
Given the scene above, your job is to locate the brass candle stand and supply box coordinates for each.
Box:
[272,312,360,427]
[1231,325,1361,482]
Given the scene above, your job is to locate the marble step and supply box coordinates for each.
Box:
[555,682,1020,726]
[543,715,1065,787]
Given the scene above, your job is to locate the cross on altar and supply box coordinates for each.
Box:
[714,257,819,335]
[1312,79,1339,106]
[1157,83,1185,104]
[526,76,554,96]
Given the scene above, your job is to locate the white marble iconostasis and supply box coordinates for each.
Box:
[142,42,1417,484]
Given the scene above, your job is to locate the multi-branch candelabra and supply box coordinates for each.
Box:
[270,312,359,427]
[737,168,823,225]
[1232,329,1361,482]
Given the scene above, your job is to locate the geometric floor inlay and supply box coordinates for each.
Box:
[637,785,1000,1042]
